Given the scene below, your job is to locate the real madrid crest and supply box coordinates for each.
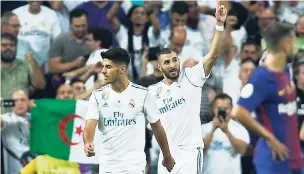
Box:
[129,99,135,108]
[102,92,109,101]
[156,87,162,98]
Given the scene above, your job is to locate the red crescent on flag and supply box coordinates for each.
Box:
[58,114,83,146]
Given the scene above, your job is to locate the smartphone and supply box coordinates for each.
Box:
[1,99,15,107]
[218,108,226,119]
[148,47,161,61]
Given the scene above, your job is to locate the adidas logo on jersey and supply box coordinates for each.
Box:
[102,102,109,107]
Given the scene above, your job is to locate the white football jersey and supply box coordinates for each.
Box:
[86,82,159,172]
[1,112,30,158]
[145,61,208,150]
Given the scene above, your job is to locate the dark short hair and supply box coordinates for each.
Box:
[69,8,88,23]
[89,27,113,49]
[1,12,16,26]
[70,78,84,86]
[261,21,295,52]
[156,48,173,60]
[171,1,189,15]
[100,47,130,65]
[212,93,233,107]
[241,41,258,52]
[1,33,17,46]
[240,57,258,67]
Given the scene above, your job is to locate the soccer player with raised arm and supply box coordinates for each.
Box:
[144,1,227,173]
[83,47,175,174]
[232,22,303,174]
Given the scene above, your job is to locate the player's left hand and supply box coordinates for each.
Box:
[266,135,289,161]
[219,116,229,133]
[215,0,227,25]
[162,155,175,172]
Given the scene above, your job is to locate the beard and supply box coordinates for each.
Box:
[1,51,16,62]
[162,67,180,80]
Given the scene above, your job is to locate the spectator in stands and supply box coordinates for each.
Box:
[149,1,189,47]
[62,27,112,89]
[70,78,102,100]
[294,56,304,152]
[1,12,36,61]
[13,1,61,71]
[144,1,170,29]
[258,8,277,48]
[185,1,216,54]
[56,84,74,100]
[166,26,201,66]
[244,1,268,44]
[202,93,250,174]
[49,8,89,74]
[48,1,70,33]
[109,3,160,80]
[76,1,127,32]
[274,1,304,25]
[1,33,45,112]
[239,42,260,61]
[136,47,163,87]
[70,78,85,97]
[1,90,33,174]
[296,16,304,50]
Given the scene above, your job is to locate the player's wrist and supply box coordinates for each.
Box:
[215,24,224,32]
[163,153,173,160]
[216,21,224,26]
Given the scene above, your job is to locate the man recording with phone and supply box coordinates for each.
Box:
[1,89,36,174]
[202,93,249,174]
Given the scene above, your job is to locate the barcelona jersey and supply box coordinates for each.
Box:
[238,66,303,173]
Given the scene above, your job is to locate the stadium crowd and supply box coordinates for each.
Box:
[1,0,304,174]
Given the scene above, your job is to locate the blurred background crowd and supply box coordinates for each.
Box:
[1,0,304,174]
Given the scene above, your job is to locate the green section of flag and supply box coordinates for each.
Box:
[30,99,76,160]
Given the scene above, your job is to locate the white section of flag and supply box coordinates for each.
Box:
[69,100,101,164]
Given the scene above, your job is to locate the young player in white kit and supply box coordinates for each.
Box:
[83,47,175,174]
[144,1,227,173]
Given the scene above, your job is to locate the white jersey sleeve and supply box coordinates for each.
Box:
[143,90,160,124]
[184,60,210,87]
[86,91,100,120]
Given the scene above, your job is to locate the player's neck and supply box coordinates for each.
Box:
[164,77,177,86]
[28,7,41,15]
[264,52,286,72]
[110,78,130,93]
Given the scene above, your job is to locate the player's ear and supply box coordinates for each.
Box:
[281,38,292,54]
[119,64,127,74]
[157,64,163,72]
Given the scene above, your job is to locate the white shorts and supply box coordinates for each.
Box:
[158,147,203,174]
[99,165,145,174]
[99,168,145,174]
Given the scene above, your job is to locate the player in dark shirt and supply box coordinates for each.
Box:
[232,21,303,174]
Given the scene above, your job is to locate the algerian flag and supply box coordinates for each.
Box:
[30,99,100,164]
